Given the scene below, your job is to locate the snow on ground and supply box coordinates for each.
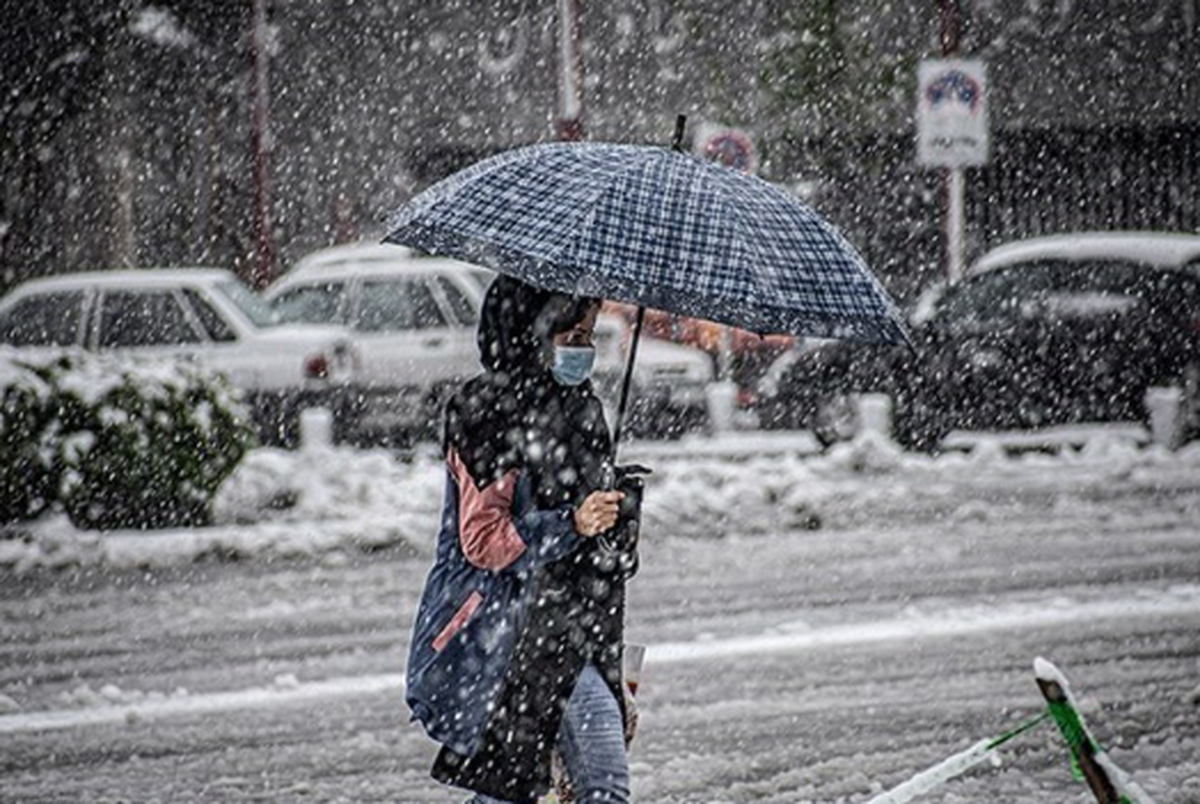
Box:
[2,427,1197,574]
[2,427,1199,802]
[3,582,1195,737]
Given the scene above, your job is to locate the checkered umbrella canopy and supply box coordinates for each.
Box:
[385,142,909,345]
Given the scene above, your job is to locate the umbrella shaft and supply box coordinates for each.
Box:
[611,305,646,471]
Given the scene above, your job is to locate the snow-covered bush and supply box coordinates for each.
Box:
[0,359,68,522]
[0,351,255,530]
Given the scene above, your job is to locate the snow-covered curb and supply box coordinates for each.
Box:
[0,442,446,572]
[3,432,1198,573]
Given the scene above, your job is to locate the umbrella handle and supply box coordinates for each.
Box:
[609,305,646,475]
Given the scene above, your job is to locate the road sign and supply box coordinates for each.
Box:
[917,59,989,167]
[695,124,757,174]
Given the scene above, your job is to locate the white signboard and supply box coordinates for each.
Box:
[917,59,989,167]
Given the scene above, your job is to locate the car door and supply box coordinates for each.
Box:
[920,267,1042,429]
[349,274,471,393]
[427,270,484,374]
[1031,262,1159,421]
[174,285,266,389]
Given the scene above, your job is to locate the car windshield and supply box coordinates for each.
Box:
[215,279,279,328]
[270,282,346,325]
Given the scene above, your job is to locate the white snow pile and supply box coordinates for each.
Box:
[58,682,193,710]
[0,441,447,572]
[2,429,1199,573]
[639,429,1200,536]
[210,442,444,527]
[130,6,199,50]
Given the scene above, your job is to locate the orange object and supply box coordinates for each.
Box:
[600,301,793,356]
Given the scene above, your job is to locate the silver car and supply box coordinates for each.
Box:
[267,244,716,443]
[265,244,490,445]
[591,313,714,439]
[0,268,356,446]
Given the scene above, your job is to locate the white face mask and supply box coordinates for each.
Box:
[551,345,596,386]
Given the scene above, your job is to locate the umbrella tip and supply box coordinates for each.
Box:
[672,115,687,151]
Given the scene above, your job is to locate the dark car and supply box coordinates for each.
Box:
[756,232,1200,450]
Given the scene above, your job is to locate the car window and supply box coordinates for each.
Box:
[0,291,86,346]
[935,268,1038,330]
[270,282,347,325]
[215,279,278,328]
[464,268,494,294]
[941,260,1186,332]
[356,279,447,332]
[1020,261,1155,321]
[97,290,202,348]
[431,275,479,326]
[181,288,237,342]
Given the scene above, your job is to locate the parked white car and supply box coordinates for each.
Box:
[266,243,716,443]
[264,244,490,444]
[0,269,356,446]
[592,312,714,438]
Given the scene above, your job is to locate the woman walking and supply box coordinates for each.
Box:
[406,275,642,803]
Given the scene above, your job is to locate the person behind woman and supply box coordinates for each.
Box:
[406,275,642,803]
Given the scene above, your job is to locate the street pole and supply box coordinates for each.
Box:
[940,0,960,56]
[947,166,965,282]
[941,0,966,283]
[250,0,276,289]
[105,30,136,268]
[555,0,584,141]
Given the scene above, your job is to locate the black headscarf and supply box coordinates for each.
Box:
[476,276,550,377]
[445,275,607,497]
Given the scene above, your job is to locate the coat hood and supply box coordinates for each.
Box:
[477,275,555,378]
[477,275,600,378]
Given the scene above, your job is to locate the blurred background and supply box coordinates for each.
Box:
[4,1,1196,298]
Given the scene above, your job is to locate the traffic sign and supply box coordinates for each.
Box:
[695,124,757,174]
[917,59,989,167]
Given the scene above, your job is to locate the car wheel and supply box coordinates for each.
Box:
[1181,361,1200,444]
[330,389,364,446]
[677,404,712,437]
[648,406,690,441]
[811,392,859,449]
[252,394,300,449]
[755,396,801,430]
[892,393,949,454]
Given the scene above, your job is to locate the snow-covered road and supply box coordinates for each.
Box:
[2,433,1199,802]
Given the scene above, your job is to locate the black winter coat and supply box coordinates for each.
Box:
[426,277,640,802]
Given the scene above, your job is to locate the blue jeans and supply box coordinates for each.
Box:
[471,663,630,803]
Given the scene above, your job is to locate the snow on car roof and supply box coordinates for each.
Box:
[6,267,239,295]
[291,243,416,268]
[280,243,489,284]
[972,231,1200,274]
